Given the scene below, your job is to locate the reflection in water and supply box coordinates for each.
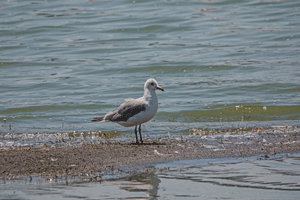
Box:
[120,171,161,199]
[1,153,299,199]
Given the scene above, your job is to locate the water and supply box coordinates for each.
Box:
[1,153,300,199]
[1,0,299,135]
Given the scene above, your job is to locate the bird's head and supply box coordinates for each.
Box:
[145,78,164,92]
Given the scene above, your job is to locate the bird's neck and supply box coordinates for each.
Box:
[143,88,157,103]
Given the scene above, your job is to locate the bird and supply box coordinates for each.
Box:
[92,78,164,144]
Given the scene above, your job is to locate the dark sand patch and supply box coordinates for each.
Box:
[1,126,299,179]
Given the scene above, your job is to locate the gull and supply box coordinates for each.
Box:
[92,78,164,144]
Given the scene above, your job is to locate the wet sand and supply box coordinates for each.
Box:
[1,126,299,179]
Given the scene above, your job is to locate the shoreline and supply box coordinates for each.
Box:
[1,126,299,180]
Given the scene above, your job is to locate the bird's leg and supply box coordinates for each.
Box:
[139,125,143,144]
[134,126,139,144]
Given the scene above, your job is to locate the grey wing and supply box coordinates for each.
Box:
[105,101,147,122]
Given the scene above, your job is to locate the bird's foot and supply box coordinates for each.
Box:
[132,141,144,145]
[131,141,139,145]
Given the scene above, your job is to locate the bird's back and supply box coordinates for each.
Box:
[104,99,147,122]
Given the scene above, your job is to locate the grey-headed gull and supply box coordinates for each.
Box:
[92,78,164,144]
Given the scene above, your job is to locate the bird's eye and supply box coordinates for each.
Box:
[150,82,154,86]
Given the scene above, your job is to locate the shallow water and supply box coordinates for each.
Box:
[1,153,300,199]
[1,0,300,135]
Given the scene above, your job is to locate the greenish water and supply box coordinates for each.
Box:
[1,0,300,135]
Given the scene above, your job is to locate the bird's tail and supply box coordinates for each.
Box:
[91,117,104,122]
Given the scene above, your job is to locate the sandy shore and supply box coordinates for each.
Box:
[1,126,299,179]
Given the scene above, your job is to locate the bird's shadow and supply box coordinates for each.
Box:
[126,141,167,146]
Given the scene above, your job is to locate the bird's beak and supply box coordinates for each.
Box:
[156,86,164,91]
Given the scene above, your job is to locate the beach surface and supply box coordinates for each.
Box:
[1,126,299,180]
